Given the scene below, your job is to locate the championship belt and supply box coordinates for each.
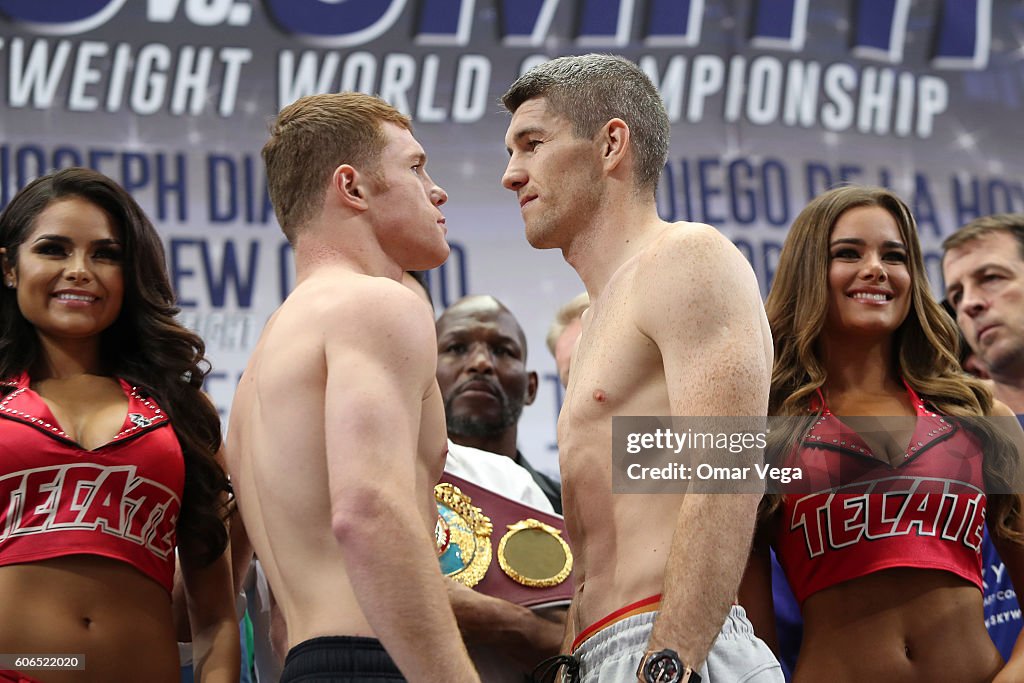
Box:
[435,471,574,608]
[436,481,493,586]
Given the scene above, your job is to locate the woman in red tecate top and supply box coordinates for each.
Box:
[0,168,238,683]
[743,185,1024,683]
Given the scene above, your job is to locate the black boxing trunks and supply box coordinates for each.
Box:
[280,636,405,682]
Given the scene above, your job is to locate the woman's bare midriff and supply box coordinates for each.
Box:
[795,568,1002,683]
[0,556,180,683]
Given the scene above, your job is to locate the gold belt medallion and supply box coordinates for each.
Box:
[497,518,573,588]
[435,482,493,587]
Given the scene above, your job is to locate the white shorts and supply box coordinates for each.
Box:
[574,605,783,683]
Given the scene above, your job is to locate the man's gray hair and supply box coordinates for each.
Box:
[502,54,670,196]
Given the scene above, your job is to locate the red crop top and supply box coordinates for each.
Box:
[774,385,986,605]
[0,372,183,593]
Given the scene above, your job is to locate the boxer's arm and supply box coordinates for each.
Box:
[447,579,565,669]
[324,284,478,682]
[635,227,769,670]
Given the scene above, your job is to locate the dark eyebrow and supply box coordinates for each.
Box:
[944,264,1004,295]
[32,234,122,246]
[829,238,906,250]
[947,263,1011,297]
[437,328,522,349]
[505,126,546,155]
[436,328,467,343]
[490,333,522,349]
[33,234,71,244]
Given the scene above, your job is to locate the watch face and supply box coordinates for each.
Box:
[646,652,681,683]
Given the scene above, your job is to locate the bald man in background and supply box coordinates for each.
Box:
[436,296,562,513]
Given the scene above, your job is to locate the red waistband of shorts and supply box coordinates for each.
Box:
[571,594,662,653]
[0,671,43,683]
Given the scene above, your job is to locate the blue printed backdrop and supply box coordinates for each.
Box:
[1,0,1021,476]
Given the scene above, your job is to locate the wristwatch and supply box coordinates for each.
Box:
[636,649,701,683]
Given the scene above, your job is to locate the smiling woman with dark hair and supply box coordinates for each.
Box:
[0,167,238,683]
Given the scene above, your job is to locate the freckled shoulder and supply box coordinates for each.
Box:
[629,222,759,302]
[628,223,771,417]
[652,222,745,266]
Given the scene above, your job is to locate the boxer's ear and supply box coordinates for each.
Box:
[333,165,369,210]
[599,118,630,175]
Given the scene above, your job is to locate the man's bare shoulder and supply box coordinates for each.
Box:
[649,221,745,268]
[286,270,433,340]
[289,269,408,314]
[632,222,757,293]
[629,228,771,415]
